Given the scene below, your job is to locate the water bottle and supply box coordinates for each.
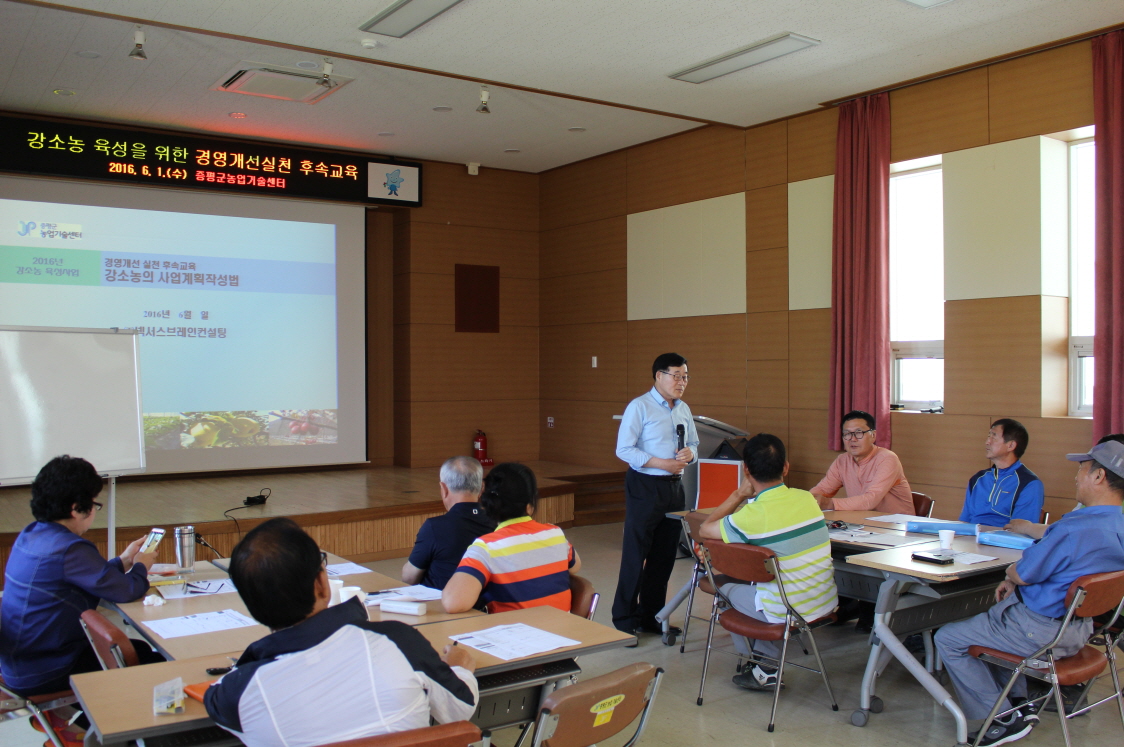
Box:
[174,525,196,573]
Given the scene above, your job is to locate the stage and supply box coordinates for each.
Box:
[0,461,624,589]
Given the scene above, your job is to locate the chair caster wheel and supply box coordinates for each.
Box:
[870,697,884,713]
[662,631,677,646]
[851,710,869,727]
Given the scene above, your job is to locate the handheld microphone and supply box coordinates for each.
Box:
[676,424,685,451]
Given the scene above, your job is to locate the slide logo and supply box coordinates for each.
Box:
[17,221,36,236]
[383,169,404,196]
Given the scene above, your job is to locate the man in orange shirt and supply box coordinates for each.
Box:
[810,410,913,514]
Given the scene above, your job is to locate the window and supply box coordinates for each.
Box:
[889,156,944,411]
[1069,139,1095,417]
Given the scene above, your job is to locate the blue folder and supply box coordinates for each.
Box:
[977,531,1036,550]
[905,521,978,536]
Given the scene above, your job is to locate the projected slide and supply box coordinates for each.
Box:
[0,198,338,450]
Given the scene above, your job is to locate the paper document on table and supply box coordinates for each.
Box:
[326,562,372,577]
[366,585,443,605]
[953,552,998,565]
[449,623,580,661]
[868,514,955,525]
[829,530,874,539]
[144,610,258,639]
[157,579,237,599]
[859,535,934,548]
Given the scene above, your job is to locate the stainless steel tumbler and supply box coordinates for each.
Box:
[174,525,196,573]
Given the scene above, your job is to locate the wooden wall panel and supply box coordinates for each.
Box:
[746,406,789,443]
[788,309,831,409]
[540,399,626,469]
[411,162,539,232]
[907,483,973,521]
[787,408,839,476]
[541,217,626,279]
[1043,495,1078,523]
[890,67,990,163]
[746,310,788,361]
[786,471,821,491]
[1007,416,1094,499]
[626,314,748,408]
[746,247,788,313]
[405,274,537,329]
[394,399,412,466]
[787,108,839,182]
[540,270,627,326]
[747,360,788,408]
[1041,295,1069,418]
[626,126,746,215]
[406,399,540,467]
[745,185,787,252]
[405,222,539,278]
[745,121,788,190]
[988,41,1094,144]
[890,412,992,489]
[367,210,395,466]
[393,323,412,402]
[540,151,628,231]
[502,277,540,328]
[405,325,538,401]
[540,322,628,403]
[945,296,1043,417]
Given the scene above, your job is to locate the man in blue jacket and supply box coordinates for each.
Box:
[960,419,1044,527]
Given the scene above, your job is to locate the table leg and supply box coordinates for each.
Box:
[852,576,969,744]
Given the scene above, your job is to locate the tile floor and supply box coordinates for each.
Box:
[5,521,1122,747]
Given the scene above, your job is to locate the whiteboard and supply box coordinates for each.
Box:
[0,326,145,485]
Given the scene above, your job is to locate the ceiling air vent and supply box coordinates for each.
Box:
[212,62,353,104]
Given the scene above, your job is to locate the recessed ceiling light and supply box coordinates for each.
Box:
[670,32,820,84]
[76,51,100,59]
[567,127,586,133]
[52,89,76,96]
[900,0,955,7]
[360,39,379,49]
[296,60,320,70]
[432,106,452,112]
[359,0,467,38]
[377,132,395,137]
[229,112,247,119]
[503,149,521,153]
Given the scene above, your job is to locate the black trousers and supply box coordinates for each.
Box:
[612,469,685,632]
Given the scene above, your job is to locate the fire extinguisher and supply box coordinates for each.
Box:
[473,430,494,467]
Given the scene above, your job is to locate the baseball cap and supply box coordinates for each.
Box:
[1066,440,1124,479]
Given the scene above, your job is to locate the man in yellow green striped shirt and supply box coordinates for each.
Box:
[701,433,838,691]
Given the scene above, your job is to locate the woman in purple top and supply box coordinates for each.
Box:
[0,456,161,698]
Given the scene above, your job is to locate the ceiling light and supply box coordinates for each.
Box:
[359,0,467,38]
[900,0,955,7]
[503,149,520,153]
[360,39,379,49]
[377,132,395,136]
[296,60,320,70]
[229,112,247,118]
[476,86,490,114]
[432,106,452,112]
[76,51,100,59]
[669,32,819,84]
[128,27,147,61]
[53,89,76,96]
[567,127,586,133]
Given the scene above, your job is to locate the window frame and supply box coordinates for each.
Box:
[889,158,945,413]
[1068,137,1095,418]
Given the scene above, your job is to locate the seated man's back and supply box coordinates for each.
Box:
[205,601,476,747]
[204,518,477,747]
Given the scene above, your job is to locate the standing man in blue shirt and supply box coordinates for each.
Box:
[935,439,1124,746]
[613,353,699,638]
[960,419,1045,527]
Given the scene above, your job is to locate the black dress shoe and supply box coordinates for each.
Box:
[636,622,681,636]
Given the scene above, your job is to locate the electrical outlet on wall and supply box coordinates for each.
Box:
[592,356,597,368]
[547,417,554,428]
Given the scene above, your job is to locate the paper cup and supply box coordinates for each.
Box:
[329,578,344,606]
[339,586,363,604]
[938,529,955,550]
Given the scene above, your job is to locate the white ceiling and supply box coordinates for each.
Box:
[0,0,1121,173]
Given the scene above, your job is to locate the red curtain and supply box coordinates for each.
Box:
[1093,31,1124,439]
[828,93,892,451]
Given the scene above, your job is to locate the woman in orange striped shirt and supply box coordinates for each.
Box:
[443,463,581,614]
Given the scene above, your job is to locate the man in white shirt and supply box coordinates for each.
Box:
[204,518,478,747]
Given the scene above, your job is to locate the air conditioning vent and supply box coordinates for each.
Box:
[212,62,353,104]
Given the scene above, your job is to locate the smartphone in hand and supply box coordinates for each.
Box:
[139,528,166,554]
